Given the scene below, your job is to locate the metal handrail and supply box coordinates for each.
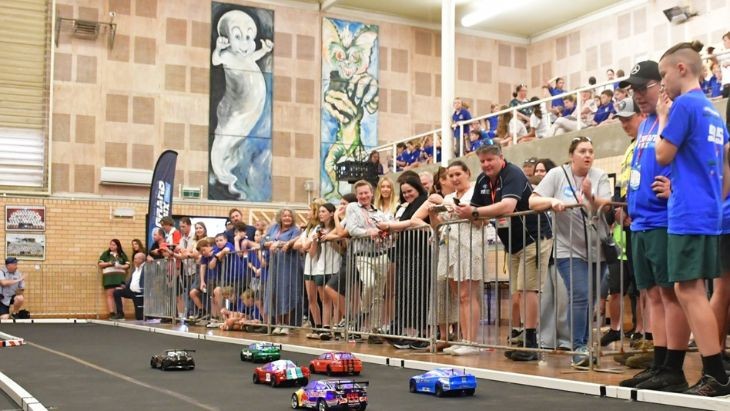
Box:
[371,75,629,169]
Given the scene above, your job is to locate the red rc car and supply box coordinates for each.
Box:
[253,359,310,387]
[309,352,363,376]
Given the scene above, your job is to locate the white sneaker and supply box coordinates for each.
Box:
[443,341,464,355]
[451,344,482,356]
[272,327,282,335]
[280,327,290,335]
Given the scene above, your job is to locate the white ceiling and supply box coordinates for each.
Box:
[307,0,626,40]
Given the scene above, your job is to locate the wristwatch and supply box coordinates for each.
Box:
[471,207,479,219]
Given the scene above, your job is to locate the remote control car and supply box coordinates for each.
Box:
[291,379,368,410]
[253,359,310,387]
[309,352,362,376]
[241,342,282,362]
[150,349,195,371]
[409,368,476,397]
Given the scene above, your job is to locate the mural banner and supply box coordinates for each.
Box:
[208,2,274,201]
[320,17,379,201]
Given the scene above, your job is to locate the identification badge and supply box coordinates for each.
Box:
[629,168,641,190]
[496,217,509,228]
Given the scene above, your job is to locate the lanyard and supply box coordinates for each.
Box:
[488,178,498,204]
[635,118,659,165]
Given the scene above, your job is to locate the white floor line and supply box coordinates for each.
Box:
[25,340,219,411]
[17,319,730,409]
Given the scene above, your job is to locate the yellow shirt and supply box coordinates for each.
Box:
[618,139,637,199]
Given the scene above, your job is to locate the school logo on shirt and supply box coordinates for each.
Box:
[562,185,575,200]
[708,124,724,145]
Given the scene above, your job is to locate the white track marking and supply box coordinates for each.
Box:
[25,341,219,411]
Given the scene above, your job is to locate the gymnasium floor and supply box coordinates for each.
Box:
[0,323,687,410]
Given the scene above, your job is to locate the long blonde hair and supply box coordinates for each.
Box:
[304,198,327,233]
[374,177,397,215]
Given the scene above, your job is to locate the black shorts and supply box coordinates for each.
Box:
[0,296,15,315]
[606,259,634,296]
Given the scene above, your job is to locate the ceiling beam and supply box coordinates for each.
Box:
[320,0,340,12]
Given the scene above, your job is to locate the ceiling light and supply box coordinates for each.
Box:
[461,0,534,28]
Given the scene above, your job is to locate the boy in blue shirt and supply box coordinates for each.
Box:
[656,40,730,396]
[593,90,616,125]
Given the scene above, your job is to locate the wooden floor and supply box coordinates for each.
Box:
[146,321,705,387]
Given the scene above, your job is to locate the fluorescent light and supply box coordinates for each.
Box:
[461,0,534,27]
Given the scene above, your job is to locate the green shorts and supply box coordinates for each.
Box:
[303,274,334,287]
[667,234,720,283]
[720,234,730,274]
[631,229,671,290]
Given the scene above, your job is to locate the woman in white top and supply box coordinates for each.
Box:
[374,177,398,216]
[300,203,342,339]
[428,160,487,356]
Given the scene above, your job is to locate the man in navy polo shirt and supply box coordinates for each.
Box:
[455,144,552,361]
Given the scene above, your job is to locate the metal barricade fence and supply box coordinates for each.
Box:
[342,225,434,345]
[431,204,616,366]
[138,204,641,372]
[143,258,177,320]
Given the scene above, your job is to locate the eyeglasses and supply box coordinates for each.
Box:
[571,136,592,143]
[523,158,537,164]
[633,82,658,92]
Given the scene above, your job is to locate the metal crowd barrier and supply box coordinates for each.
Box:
[17,264,102,317]
[138,203,643,371]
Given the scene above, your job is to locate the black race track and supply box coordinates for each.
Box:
[0,324,685,411]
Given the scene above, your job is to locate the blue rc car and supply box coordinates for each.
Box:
[409,368,476,397]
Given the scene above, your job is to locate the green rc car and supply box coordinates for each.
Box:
[240,342,282,363]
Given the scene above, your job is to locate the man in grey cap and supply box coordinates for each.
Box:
[618,60,690,393]
[602,97,647,349]
[0,257,25,319]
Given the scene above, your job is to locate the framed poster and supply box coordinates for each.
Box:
[5,206,46,231]
[6,232,45,260]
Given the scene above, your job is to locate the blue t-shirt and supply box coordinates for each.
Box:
[395,152,407,171]
[593,103,615,124]
[403,149,421,165]
[200,242,235,281]
[549,87,565,110]
[628,114,670,231]
[487,116,498,134]
[423,145,441,162]
[661,89,728,235]
[709,76,722,98]
[452,108,471,138]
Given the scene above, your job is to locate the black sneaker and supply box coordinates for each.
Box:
[684,374,730,397]
[635,368,689,392]
[600,329,622,347]
[410,341,430,350]
[509,350,538,361]
[619,367,658,387]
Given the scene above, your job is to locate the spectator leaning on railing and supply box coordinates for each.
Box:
[455,145,553,362]
[0,257,25,320]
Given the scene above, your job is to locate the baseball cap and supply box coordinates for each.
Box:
[5,257,18,265]
[614,97,640,118]
[618,61,661,89]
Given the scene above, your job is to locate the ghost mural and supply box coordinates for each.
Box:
[320,18,379,201]
[208,3,274,201]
